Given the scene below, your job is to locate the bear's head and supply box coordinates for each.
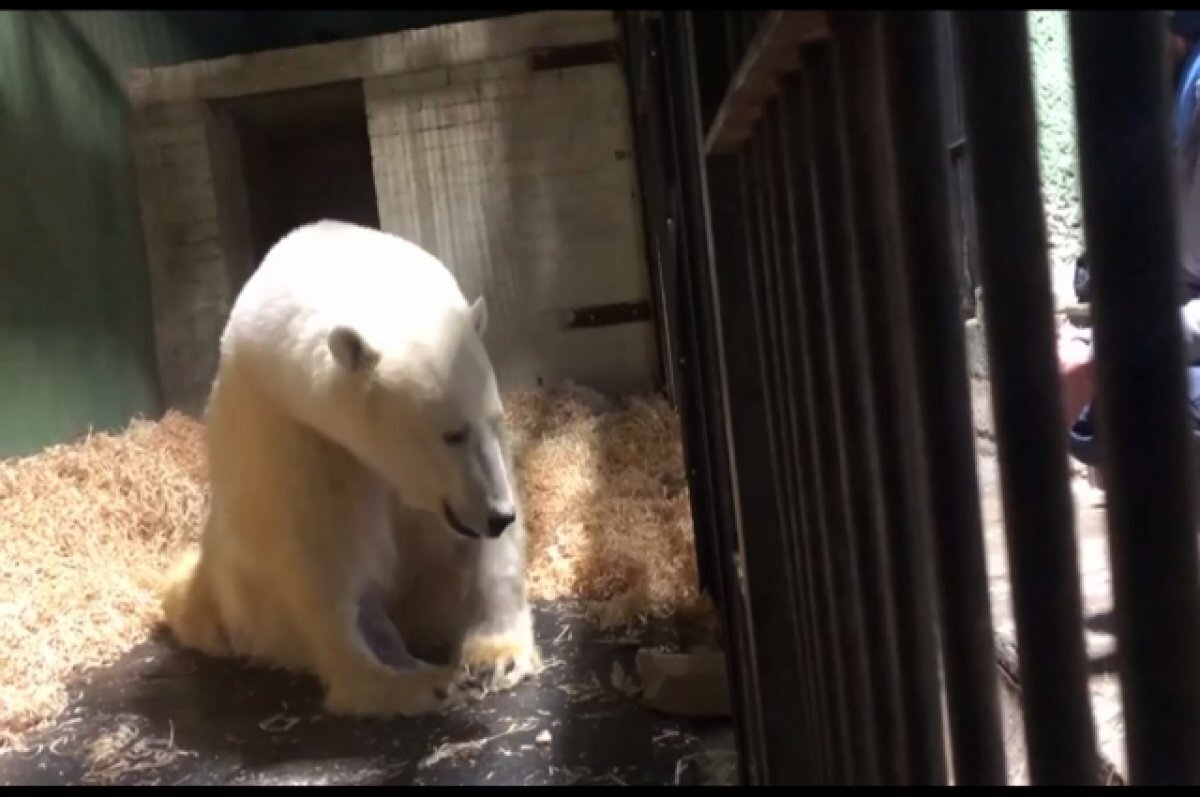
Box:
[326,294,519,541]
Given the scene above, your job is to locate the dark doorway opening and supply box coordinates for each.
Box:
[209,80,381,290]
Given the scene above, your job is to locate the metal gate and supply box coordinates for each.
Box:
[625,10,1200,786]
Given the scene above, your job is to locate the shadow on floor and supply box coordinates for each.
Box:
[0,601,734,786]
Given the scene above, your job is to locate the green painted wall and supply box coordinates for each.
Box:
[0,11,222,457]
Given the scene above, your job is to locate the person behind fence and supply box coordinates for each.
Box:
[1058,10,1200,480]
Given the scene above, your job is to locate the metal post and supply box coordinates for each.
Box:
[954,10,1100,786]
[1070,10,1200,785]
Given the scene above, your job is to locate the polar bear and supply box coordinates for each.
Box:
[160,219,539,718]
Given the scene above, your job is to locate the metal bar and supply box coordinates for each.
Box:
[689,16,823,780]
[953,10,1100,786]
[703,11,829,155]
[760,104,835,784]
[763,81,837,782]
[934,10,980,318]
[779,69,881,785]
[828,10,950,784]
[758,101,835,782]
[752,128,822,782]
[653,11,768,786]
[769,111,833,784]
[735,127,834,782]
[617,12,676,403]
[753,132,849,782]
[879,10,1007,784]
[528,40,618,72]
[805,34,910,786]
[1069,10,1200,785]
[561,300,653,329]
[706,148,819,785]
[689,11,732,134]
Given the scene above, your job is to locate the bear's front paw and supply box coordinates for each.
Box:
[457,632,542,694]
[324,664,476,718]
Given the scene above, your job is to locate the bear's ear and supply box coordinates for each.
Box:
[328,326,380,374]
[469,296,488,336]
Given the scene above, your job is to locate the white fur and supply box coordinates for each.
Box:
[160,220,539,718]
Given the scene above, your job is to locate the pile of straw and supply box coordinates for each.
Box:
[0,413,207,750]
[0,383,703,749]
[507,384,704,625]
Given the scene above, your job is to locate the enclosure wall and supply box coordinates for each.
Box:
[365,48,656,395]
[129,11,659,412]
[0,11,211,457]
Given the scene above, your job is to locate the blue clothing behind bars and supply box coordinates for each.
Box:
[1067,34,1200,469]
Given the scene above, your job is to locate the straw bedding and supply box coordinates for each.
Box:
[0,382,706,749]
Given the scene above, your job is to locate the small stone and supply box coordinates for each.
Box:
[536,729,552,746]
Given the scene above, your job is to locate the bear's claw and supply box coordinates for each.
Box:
[456,633,542,694]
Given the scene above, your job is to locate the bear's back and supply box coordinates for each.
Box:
[228,221,468,349]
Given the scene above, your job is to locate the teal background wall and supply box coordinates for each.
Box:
[0,11,210,458]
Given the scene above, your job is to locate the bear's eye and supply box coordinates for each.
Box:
[442,425,470,446]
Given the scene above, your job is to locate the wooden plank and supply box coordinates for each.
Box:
[703,10,829,155]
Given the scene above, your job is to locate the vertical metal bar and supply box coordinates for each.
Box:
[656,11,767,785]
[953,10,1100,786]
[744,133,840,782]
[879,10,1007,784]
[805,35,910,786]
[754,104,835,784]
[753,130,849,782]
[715,13,828,781]
[829,11,949,784]
[763,101,830,782]
[753,128,824,781]
[710,15,822,783]
[706,147,820,785]
[1069,10,1200,785]
[690,11,732,134]
[618,13,676,405]
[685,16,821,781]
[778,67,882,785]
[934,10,979,317]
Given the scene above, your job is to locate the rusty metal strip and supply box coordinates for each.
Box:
[529,40,619,72]
[703,10,830,155]
[561,300,654,330]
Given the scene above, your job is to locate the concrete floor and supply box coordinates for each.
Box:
[0,602,732,786]
[975,439,1125,783]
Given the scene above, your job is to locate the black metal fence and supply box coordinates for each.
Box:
[624,9,1200,786]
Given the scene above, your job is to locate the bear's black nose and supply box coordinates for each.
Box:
[487,511,516,537]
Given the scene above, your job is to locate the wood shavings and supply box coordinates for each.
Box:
[257,713,300,734]
[80,715,194,785]
[417,719,538,769]
[555,671,608,704]
[505,383,714,629]
[0,412,206,751]
[652,728,698,747]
